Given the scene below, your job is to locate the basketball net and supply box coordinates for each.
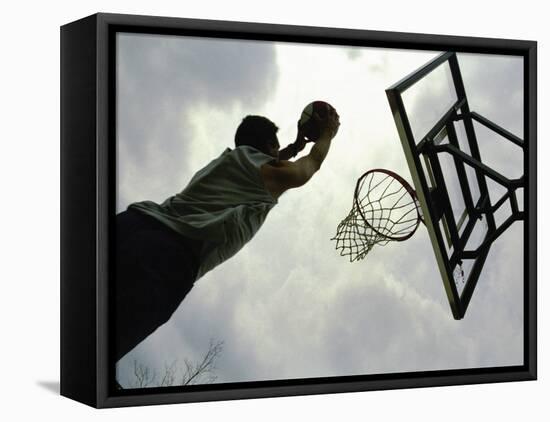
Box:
[331,169,423,262]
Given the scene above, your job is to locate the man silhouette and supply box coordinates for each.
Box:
[115,107,340,361]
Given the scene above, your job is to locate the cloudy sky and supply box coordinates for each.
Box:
[114,32,524,387]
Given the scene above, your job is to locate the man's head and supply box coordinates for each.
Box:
[235,115,280,159]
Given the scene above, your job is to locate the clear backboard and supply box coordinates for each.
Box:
[385,52,524,319]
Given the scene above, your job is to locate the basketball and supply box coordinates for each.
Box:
[298,100,335,142]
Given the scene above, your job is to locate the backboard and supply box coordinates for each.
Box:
[386,52,524,320]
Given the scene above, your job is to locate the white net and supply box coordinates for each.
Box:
[332,169,422,262]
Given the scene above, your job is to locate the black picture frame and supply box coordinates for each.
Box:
[60,12,537,408]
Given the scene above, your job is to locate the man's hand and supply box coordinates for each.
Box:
[293,122,310,151]
[315,106,340,142]
[283,106,340,159]
[277,122,311,161]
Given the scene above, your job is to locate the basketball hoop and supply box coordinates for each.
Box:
[331,169,424,262]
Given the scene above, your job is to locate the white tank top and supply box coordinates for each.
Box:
[130,146,278,279]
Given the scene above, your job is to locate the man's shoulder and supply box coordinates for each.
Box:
[260,160,295,180]
[261,159,292,169]
[260,159,307,199]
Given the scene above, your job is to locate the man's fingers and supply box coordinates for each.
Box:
[299,106,340,141]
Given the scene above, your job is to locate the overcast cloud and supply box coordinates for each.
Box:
[115,34,524,386]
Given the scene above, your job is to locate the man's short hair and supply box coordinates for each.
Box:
[235,115,279,153]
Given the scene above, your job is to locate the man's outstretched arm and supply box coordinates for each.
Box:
[278,136,308,161]
[261,109,340,198]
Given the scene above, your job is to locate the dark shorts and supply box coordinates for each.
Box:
[114,208,202,362]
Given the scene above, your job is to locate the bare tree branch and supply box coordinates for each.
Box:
[159,360,177,387]
[183,340,223,385]
[132,359,156,388]
[124,339,224,388]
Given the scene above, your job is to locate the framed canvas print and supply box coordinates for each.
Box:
[60,12,537,408]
